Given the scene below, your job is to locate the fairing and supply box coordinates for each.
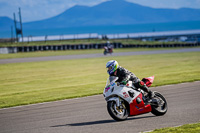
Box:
[129,93,152,116]
[142,76,155,87]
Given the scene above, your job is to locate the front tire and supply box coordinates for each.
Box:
[104,51,107,55]
[107,101,128,121]
[151,92,168,116]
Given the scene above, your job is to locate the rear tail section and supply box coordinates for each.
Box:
[142,76,155,87]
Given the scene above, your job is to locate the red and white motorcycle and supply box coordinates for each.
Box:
[103,76,167,121]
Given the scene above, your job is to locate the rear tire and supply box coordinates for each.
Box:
[107,101,128,121]
[151,92,168,116]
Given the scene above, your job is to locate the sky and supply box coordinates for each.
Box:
[0,0,200,22]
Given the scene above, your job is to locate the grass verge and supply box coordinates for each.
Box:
[0,39,186,47]
[0,47,194,59]
[148,122,200,133]
[0,52,199,108]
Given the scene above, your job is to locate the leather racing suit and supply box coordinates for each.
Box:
[110,66,152,96]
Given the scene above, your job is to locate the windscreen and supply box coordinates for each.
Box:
[105,76,118,87]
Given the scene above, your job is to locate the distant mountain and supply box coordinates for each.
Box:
[1,0,200,30]
[0,17,15,31]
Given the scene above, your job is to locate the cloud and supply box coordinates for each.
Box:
[126,0,200,9]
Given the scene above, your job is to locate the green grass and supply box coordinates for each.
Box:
[148,122,200,133]
[1,39,106,47]
[0,49,102,59]
[0,47,193,59]
[0,39,186,47]
[0,52,200,108]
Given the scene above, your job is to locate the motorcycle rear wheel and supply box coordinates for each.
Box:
[107,101,128,121]
[151,92,168,116]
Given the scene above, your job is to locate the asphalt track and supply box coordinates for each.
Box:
[0,81,200,133]
[0,48,200,64]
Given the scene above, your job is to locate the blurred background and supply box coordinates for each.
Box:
[0,0,200,43]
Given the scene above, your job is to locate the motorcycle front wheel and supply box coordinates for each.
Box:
[104,51,107,55]
[107,101,128,121]
[151,92,168,116]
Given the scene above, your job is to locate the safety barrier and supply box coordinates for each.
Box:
[122,43,200,48]
[15,43,122,53]
[0,42,199,54]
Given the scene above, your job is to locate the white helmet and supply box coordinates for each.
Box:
[106,60,119,75]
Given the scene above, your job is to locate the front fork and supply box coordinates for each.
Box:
[108,97,126,109]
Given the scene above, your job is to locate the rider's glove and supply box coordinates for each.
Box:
[121,80,127,85]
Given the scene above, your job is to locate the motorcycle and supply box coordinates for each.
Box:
[103,76,167,121]
[103,46,113,55]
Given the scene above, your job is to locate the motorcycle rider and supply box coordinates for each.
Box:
[106,60,153,98]
[107,41,113,53]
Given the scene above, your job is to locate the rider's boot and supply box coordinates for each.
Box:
[148,90,154,99]
[139,81,154,99]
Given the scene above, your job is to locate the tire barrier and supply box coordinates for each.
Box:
[0,42,199,54]
[122,43,200,48]
[0,47,17,54]
[16,43,123,53]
